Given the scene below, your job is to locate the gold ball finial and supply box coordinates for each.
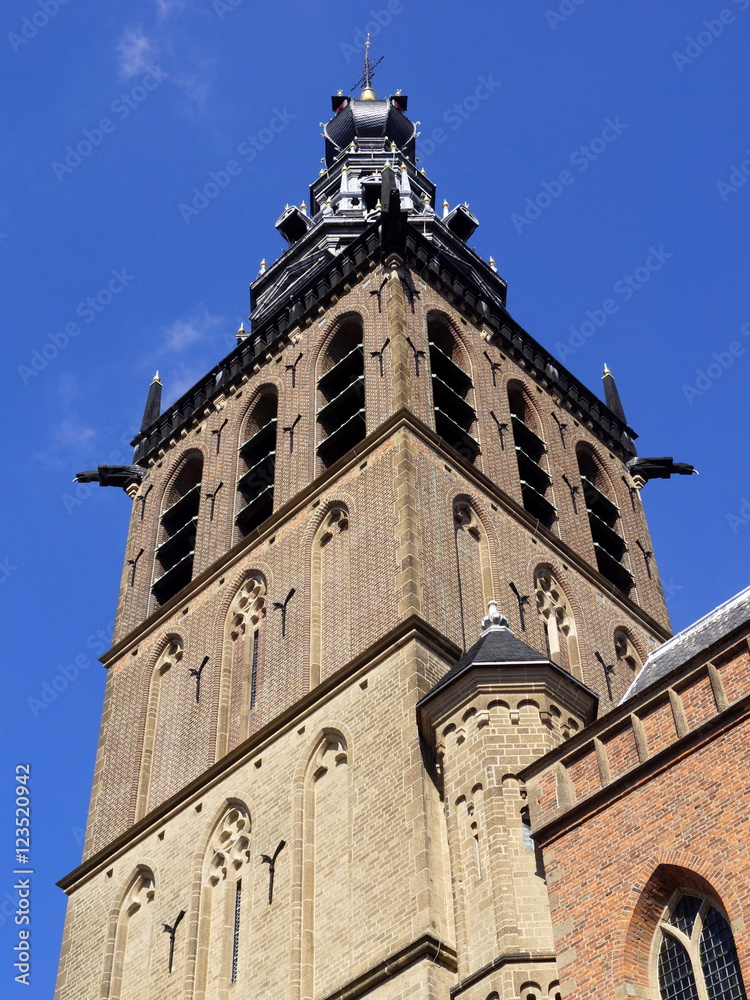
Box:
[360,86,377,100]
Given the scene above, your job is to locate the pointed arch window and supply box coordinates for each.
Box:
[317,317,365,468]
[508,384,555,528]
[237,390,277,536]
[428,318,479,464]
[153,451,203,605]
[534,568,581,678]
[614,628,643,675]
[577,447,632,594]
[656,893,746,999]
[195,804,252,994]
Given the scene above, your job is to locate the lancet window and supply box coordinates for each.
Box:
[534,569,581,677]
[577,447,632,594]
[508,383,555,529]
[428,317,479,464]
[656,893,746,999]
[236,389,277,536]
[317,317,365,467]
[614,628,643,675]
[153,451,203,605]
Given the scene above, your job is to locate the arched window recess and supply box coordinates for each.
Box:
[152,452,203,605]
[656,892,746,999]
[317,318,365,468]
[577,448,632,594]
[508,385,555,529]
[428,319,479,464]
[236,391,277,536]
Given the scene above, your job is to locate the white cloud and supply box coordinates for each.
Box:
[161,308,224,353]
[117,26,159,79]
[54,417,97,450]
[31,374,97,469]
[151,0,192,19]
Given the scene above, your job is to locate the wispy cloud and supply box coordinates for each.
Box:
[31,374,98,469]
[162,308,224,353]
[117,26,159,79]
[152,0,193,20]
[172,64,218,114]
[116,7,217,110]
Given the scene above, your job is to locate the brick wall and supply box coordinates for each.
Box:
[522,639,750,998]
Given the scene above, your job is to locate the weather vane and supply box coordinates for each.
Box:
[352,34,383,95]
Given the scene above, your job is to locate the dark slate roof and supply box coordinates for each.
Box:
[323,96,416,166]
[420,625,549,705]
[621,585,750,702]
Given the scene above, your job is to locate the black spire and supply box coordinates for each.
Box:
[351,33,384,99]
[601,364,626,423]
[141,371,162,432]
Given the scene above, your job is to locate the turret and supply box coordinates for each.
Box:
[418,603,597,1000]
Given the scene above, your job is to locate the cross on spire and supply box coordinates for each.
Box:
[352,34,384,97]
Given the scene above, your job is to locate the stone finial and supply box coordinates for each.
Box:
[481,600,509,632]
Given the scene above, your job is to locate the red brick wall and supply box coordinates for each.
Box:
[527,644,750,998]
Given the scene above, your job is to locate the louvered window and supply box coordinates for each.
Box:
[508,386,555,528]
[237,391,277,536]
[317,319,365,467]
[153,453,203,605]
[577,449,631,594]
[428,320,479,464]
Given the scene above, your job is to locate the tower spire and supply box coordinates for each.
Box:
[140,370,162,432]
[352,34,383,100]
[601,363,626,423]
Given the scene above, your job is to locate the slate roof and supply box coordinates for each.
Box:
[621,585,750,703]
[419,625,549,706]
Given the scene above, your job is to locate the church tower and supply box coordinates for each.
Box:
[57,65,677,1000]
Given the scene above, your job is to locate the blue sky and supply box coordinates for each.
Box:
[2,1,749,995]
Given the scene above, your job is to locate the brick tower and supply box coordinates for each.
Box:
[57,73,676,1000]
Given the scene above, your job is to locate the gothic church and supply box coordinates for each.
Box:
[57,71,750,1000]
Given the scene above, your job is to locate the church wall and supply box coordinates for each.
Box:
[113,270,668,652]
[87,413,666,858]
[521,639,750,998]
[56,639,457,1000]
